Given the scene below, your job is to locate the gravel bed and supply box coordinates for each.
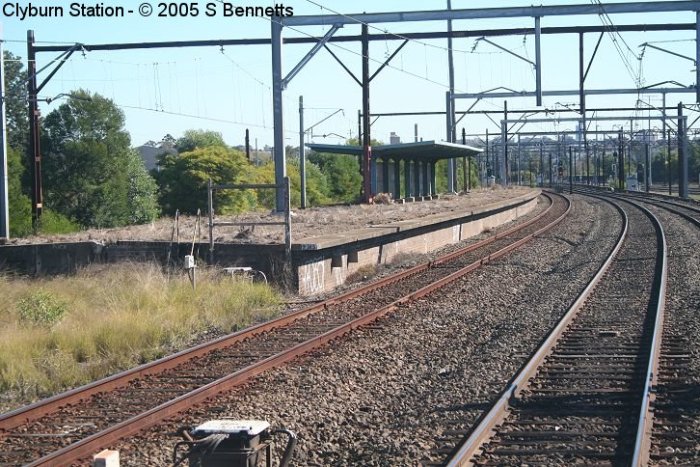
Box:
[645,206,700,465]
[108,194,623,466]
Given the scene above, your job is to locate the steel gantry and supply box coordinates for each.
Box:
[272,1,700,208]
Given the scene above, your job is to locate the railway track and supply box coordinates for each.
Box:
[444,194,667,466]
[584,190,700,466]
[0,193,569,466]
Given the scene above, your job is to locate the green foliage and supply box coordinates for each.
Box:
[156,145,251,214]
[7,146,32,237]
[17,291,67,327]
[41,90,158,228]
[125,149,160,223]
[176,129,226,153]
[3,51,29,155]
[308,152,362,203]
[287,159,330,207]
[39,210,80,235]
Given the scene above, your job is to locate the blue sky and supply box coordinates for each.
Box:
[2,1,697,148]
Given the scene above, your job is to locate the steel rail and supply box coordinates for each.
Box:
[445,194,628,467]
[23,194,570,466]
[628,199,668,467]
[0,194,546,433]
[574,186,700,228]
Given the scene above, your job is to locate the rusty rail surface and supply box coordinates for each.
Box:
[445,193,667,467]
[2,193,570,466]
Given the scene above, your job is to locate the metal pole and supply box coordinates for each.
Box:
[645,143,651,192]
[678,103,689,198]
[549,151,553,188]
[299,96,306,209]
[501,100,508,185]
[535,16,542,106]
[361,24,372,202]
[208,179,214,261]
[539,142,544,187]
[271,20,286,212]
[618,129,625,190]
[569,146,573,194]
[27,30,43,231]
[696,11,700,104]
[245,128,250,161]
[446,90,455,192]
[462,127,469,191]
[663,92,671,195]
[485,128,490,186]
[0,31,8,241]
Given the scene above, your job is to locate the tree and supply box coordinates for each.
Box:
[3,51,29,155]
[308,151,362,203]
[176,129,226,153]
[41,90,158,228]
[7,146,31,236]
[155,145,251,215]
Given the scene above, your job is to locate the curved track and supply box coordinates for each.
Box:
[445,194,667,466]
[0,193,569,466]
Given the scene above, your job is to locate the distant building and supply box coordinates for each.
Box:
[137,142,177,172]
[389,132,401,145]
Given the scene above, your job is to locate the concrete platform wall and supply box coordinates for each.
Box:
[296,194,539,296]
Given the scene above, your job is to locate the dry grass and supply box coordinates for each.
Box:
[0,263,281,401]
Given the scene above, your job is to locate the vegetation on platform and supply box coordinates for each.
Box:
[0,263,281,400]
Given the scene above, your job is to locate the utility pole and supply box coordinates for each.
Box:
[618,129,625,190]
[361,24,372,202]
[27,30,43,231]
[678,102,689,198]
[299,96,306,209]
[0,31,9,241]
[462,127,469,192]
[446,0,456,192]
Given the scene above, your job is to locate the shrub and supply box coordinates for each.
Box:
[17,291,67,326]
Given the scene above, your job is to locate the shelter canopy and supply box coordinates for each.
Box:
[306,140,482,162]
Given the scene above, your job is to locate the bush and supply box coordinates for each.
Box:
[17,291,67,326]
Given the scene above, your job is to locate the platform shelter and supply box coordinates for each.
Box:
[306,140,482,201]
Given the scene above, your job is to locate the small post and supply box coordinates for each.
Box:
[245,128,250,161]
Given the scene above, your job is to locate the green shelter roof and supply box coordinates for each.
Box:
[306,140,482,161]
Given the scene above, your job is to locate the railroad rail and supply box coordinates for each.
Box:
[577,188,700,465]
[444,194,667,466]
[0,193,569,466]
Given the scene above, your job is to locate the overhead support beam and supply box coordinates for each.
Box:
[583,32,604,83]
[280,2,700,26]
[282,24,342,89]
[369,39,408,82]
[323,45,361,86]
[535,17,543,106]
[477,37,536,66]
[454,86,696,99]
[642,42,696,64]
[503,115,686,124]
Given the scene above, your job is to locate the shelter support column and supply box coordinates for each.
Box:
[413,160,422,198]
[404,159,412,199]
[430,162,437,196]
[394,158,401,200]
